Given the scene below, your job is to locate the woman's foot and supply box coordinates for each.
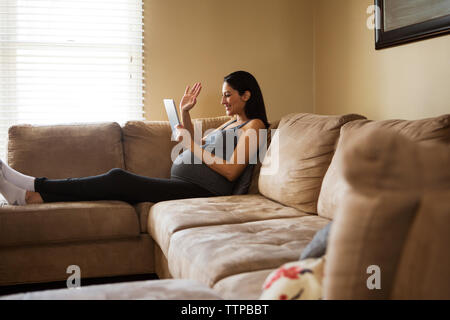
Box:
[0,170,27,205]
[0,159,35,191]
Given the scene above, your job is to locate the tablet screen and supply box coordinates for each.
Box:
[164,99,181,141]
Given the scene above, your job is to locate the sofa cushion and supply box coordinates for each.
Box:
[260,257,325,300]
[247,119,280,195]
[213,269,275,300]
[1,279,223,300]
[318,114,450,220]
[167,215,330,288]
[258,113,365,214]
[300,222,332,260]
[149,194,309,257]
[122,121,177,179]
[0,201,140,247]
[7,122,124,179]
[323,128,450,299]
[122,117,231,179]
[194,116,232,135]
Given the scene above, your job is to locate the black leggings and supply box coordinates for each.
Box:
[35,168,215,204]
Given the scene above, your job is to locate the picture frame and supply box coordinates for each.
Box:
[375,0,450,50]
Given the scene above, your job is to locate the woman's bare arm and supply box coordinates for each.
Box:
[181,109,195,139]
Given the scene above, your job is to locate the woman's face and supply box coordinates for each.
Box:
[221,82,249,117]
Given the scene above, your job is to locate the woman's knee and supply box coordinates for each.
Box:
[106,168,129,182]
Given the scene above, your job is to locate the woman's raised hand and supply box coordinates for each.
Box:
[180,82,202,113]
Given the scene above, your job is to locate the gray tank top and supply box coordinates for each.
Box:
[171,119,253,196]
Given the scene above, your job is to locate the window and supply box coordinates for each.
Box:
[0,0,145,161]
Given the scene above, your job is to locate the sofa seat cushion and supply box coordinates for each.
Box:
[167,215,330,288]
[149,194,309,257]
[0,201,140,247]
[1,279,223,300]
[213,269,275,300]
[122,121,178,179]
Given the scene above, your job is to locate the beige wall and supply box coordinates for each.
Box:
[314,0,450,120]
[143,0,314,123]
[144,0,449,123]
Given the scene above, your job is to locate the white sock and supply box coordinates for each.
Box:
[0,171,27,206]
[0,159,35,191]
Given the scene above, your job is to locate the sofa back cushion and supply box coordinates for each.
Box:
[194,116,232,136]
[323,127,450,299]
[258,113,365,214]
[122,120,176,179]
[122,116,230,178]
[318,114,450,220]
[8,122,124,178]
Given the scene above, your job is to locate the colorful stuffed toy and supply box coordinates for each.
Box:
[260,257,326,300]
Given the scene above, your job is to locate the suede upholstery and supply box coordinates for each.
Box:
[318,114,450,220]
[167,215,330,287]
[154,243,172,280]
[258,113,365,214]
[1,235,154,286]
[194,116,232,135]
[391,191,450,299]
[323,128,450,299]
[247,119,280,195]
[122,117,231,178]
[7,122,125,179]
[1,113,449,300]
[1,115,276,289]
[213,269,275,300]
[133,202,154,233]
[149,194,309,257]
[0,201,140,247]
[122,121,177,179]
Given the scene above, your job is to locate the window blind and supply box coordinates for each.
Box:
[0,0,145,162]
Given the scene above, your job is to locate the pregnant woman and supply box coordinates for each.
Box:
[0,71,269,206]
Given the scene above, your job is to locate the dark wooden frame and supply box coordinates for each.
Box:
[375,0,450,50]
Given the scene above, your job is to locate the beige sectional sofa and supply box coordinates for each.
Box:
[1,112,449,299]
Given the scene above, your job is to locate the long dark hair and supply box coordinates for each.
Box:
[224,71,270,128]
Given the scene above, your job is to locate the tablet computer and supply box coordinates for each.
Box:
[164,99,181,141]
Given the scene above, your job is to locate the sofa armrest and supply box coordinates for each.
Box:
[323,127,450,299]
